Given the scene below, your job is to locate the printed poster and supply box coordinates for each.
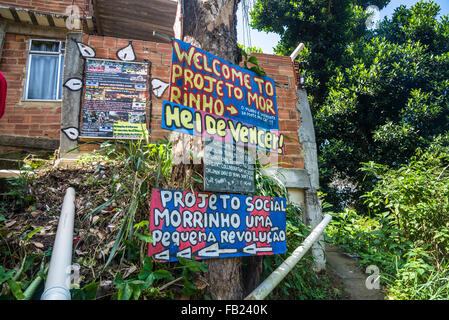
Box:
[80,58,149,139]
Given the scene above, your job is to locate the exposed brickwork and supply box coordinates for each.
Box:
[1,0,91,16]
[251,53,302,169]
[0,31,303,169]
[0,33,63,140]
[81,35,172,147]
[81,36,303,168]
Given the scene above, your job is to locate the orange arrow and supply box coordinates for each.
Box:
[226,104,239,116]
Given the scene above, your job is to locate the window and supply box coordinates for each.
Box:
[24,39,65,101]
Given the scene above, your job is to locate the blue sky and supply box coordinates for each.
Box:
[237,0,449,54]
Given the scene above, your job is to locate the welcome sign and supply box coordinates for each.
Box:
[149,189,287,262]
[169,39,279,130]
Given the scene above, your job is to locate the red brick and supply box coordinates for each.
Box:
[8,115,25,123]
[89,37,104,48]
[15,124,30,130]
[28,130,44,136]
[103,37,117,48]
[40,124,60,130]
[45,116,61,123]
[31,115,47,122]
[15,35,26,42]
[156,43,172,55]
[143,41,157,52]
[116,38,130,48]
[149,52,163,65]
[95,48,109,59]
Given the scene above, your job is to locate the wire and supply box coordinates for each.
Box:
[241,0,253,50]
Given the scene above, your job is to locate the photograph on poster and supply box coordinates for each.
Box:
[80,58,149,139]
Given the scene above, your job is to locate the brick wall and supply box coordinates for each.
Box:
[0,33,63,140]
[0,31,303,169]
[80,35,303,169]
[251,53,303,169]
[1,0,91,16]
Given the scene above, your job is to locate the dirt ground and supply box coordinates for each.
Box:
[325,244,385,300]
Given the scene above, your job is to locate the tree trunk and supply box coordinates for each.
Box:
[172,0,263,300]
[183,0,241,62]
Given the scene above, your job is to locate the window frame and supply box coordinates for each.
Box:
[24,39,66,102]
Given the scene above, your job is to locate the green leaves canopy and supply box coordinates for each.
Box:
[251,1,449,211]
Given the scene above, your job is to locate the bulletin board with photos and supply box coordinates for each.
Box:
[79,58,150,139]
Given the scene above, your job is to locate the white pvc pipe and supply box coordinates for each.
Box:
[245,214,332,300]
[290,43,305,61]
[41,187,76,300]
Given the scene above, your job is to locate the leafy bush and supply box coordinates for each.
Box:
[327,137,449,299]
[255,166,339,299]
[362,141,449,261]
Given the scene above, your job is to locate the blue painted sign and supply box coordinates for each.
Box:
[161,100,285,154]
[169,39,279,130]
[149,189,287,262]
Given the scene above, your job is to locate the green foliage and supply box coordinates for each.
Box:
[238,43,263,54]
[387,257,449,300]
[83,135,173,271]
[70,135,212,300]
[361,138,449,262]
[3,168,35,212]
[327,140,449,299]
[251,0,390,104]
[252,1,449,211]
[241,48,267,76]
[71,282,99,300]
[110,256,209,300]
[0,256,47,300]
[113,257,173,300]
[319,1,449,210]
[262,203,340,299]
[254,162,339,299]
[254,160,288,198]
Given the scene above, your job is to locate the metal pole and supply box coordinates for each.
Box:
[41,187,76,300]
[290,43,305,61]
[245,214,332,300]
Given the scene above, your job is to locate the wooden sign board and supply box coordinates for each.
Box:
[149,189,287,262]
[204,138,255,194]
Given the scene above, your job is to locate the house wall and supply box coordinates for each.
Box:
[0,33,63,141]
[0,31,304,169]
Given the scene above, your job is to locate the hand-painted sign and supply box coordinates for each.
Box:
[169,39,279,130]
[149,189,287,262]
[162,100,285,154]
[204,138,255,194]
[80,58,149,139]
